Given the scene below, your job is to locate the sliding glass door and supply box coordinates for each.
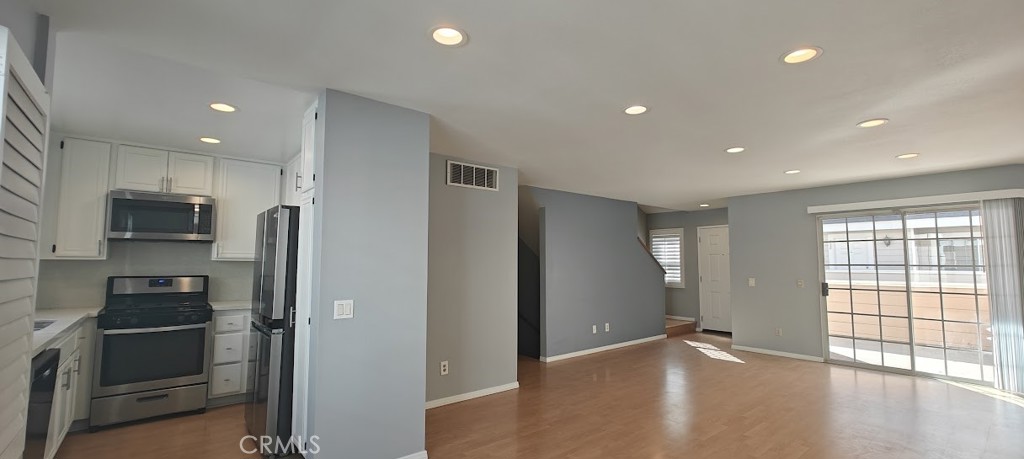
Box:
[821,207,992,383]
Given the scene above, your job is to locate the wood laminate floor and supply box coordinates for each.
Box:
[426,332,1024,459]
[56,404,261,459]
[56,333,1024,458]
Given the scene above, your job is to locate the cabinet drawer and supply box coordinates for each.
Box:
[212,333,244,364]
[214,314,246,333]
[210,363,243,396]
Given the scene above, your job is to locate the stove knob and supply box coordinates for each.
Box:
[129,318,139,325]
[190,314,199,322]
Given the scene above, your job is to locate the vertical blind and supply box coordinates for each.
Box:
[982,198,1024,395]
[650,231,682,286]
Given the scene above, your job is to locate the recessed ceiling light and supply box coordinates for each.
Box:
[432,27,467,46]
[699,203,710,208]
[624,105,648,115]
[210,102,236,113]
[725,147,745,154]
[200,137,221,144]
[857,118,889,128]
[784,169,801,175]
[781,47,822,64]
[896,153,920,160]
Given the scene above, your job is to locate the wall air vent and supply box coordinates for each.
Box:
[446,160,499,191]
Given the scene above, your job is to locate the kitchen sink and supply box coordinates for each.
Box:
[33,320,55,331]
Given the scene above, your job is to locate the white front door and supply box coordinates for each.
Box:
[699,226,732,332]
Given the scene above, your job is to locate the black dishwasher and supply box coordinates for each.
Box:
[24,349,60,459]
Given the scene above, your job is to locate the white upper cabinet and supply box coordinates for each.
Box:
[114,145,167,192]
[168,151,215,195]
[114,146,215,196]
[281,154,301,206]
[53,138,112,258]
[213,159,281,260]
[299,103,317,193]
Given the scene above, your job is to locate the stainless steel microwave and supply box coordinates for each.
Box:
[107,190,216,241]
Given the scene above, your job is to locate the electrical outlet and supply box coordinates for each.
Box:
[775,328,783,337]
[333,300,354,319]
[440,360,449,376]
[797,280,805,288]
[592,325,597,334]
[605,323,610,332]
[748,277,756,287]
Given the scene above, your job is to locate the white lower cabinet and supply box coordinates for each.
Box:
[210,363,243,396]
[212,333,244,365]
[43,323,88,459]
[209,310,255,400]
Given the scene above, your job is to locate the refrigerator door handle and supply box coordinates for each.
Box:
[289,307,296,327]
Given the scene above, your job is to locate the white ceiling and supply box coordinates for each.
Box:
[36,0,1024,210]
[50,33,315,163]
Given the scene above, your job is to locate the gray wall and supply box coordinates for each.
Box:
[307,89,429,459]
[647,208,729,319]
[522,186,665,357]
[728,164,1024,358]
[636,206,648,244]
[427,153,518,402]
[0,0,52,83]
[37,242,252,307]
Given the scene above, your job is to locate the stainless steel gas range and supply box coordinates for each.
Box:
[90,275,214,428]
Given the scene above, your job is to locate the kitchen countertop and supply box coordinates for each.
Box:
[32,307,102,357]
[210,301,250,311]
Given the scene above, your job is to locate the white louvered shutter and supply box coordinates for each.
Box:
[650,230,683,287]
[0,30,50,459]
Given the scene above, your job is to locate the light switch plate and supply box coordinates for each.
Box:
[334,300,354,319]
[748,277,756,287]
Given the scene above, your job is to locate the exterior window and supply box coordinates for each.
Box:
[650,228,684,288]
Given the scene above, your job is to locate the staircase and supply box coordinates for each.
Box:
[666,318,697,337]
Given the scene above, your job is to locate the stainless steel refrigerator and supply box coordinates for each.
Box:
[245,205,299,456]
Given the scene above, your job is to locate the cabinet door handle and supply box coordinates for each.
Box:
[168,177,173,191]
[225,347,234,350]
[97,239,102,255]
[74,356,81,374]
[61,369,71,390]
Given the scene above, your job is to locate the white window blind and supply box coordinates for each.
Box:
[650,228,683,288]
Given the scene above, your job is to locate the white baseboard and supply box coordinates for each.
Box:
[425,382,520,409]
[665,315,696,322]
[731,345,824,362]
[396,451,428,459]
[541,334,667,363]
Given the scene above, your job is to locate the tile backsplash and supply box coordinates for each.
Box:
[37,241,252,308]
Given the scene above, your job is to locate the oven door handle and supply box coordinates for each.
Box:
[104,323,209,335]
